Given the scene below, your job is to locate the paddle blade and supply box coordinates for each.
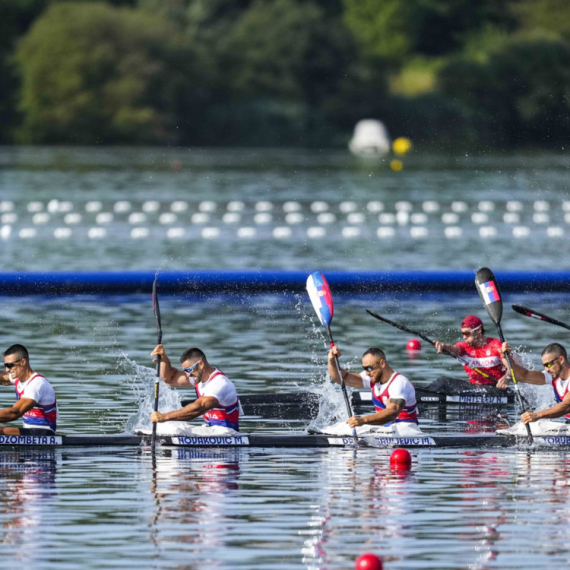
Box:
[475,267,503,325]
[306,271,334,327]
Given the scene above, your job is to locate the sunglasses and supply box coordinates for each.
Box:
[4,358,22,369]
[183,360,201,374]
[362,363,381,373]
[543,357,560,369]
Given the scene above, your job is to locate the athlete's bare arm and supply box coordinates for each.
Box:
[347,398,404,427]
[521,392,570,424]
[328,347,364,388]
[0,397,36,423]
[150,395,218,423]
[151,344,190,387]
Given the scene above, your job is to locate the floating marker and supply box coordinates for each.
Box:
[88,228,106,239]
[32,213,49,224]
[171,201,188,213]
[396,211,409,225]
[1,214,17,224]
[347,213,365,224]
[410,227,428,238]
[128,213,147,224]
[54,228,72,239]
[422,200,439,213]
[377,227,395,238]
[390,448,412,470]
[142,201,160,213]
[166,228,185,239]
[355,554,383,570]
[85,201,103,212]
[255,201,273,212]
[478,201,495,212]
[0,226,12,240]
[199,201,217,212]
[533,213,549,224]
[191,213,209,224]
[367,201,384,213]
[64,213,81,225]
[254,213,272,224]
[237,227,256,238]
[96,213,113,224]
[451,201,468,213]
[339,201,357,213]
[114,201,131,213]
[547,227,564,237]
[503,213,520,224]
[507,201,523,212]
[472,213,488,224]
[311,201,328,213]
[222,213,241,224]
[27,202,43,213]
[201,227,220,239]
[131,227,149,239]
[285,212,304,225]
[159,213,177,225]
[442,213,460,225]
[0,201,14,212]
[273,227,291,239]
[19,228,36,239]
[342,227,361,238]
[534,200,549,212]
[378,213,396,225]
[227,201,245,212]
[479,226,497,238]
[317,213,335,224]
[395,201,412,212]
[406,339,421,351]
[513,226,530,238]
[283,201,301,212]
[445,226,462,238]
[307,227,325,238]
[411,213,427,225]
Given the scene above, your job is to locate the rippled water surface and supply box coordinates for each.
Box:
[1,148,570,569]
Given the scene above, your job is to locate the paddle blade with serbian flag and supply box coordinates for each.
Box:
[306,271,334,327]
[475,267,503,326]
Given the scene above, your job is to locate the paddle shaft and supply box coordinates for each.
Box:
[366,310,492,379]
[495,323,533,442]
[326,325,358,444]
[151,281,163,450]
[512,304,570,331]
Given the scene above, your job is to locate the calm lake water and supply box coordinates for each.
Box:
[1,147,570,569]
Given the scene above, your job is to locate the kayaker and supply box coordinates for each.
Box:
[328,345,418,428]
[434,315,508,388]
[500,341,570,424]
[150,345,241,430]
[0,344,58,435]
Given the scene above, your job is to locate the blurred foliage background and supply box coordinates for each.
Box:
[1,0,569,147]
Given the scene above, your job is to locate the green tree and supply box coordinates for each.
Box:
[16,1,204,144]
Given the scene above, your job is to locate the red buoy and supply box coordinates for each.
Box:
[355,553,383,570]
[406,338,421,351]
[390,448,412,470]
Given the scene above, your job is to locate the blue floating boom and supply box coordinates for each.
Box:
[0,270,569,295]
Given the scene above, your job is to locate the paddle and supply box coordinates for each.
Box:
[512,304,570,332]
[475,267,533,442]
[151,277,163,450]
[306,271,358,444]
[365,309,493,380]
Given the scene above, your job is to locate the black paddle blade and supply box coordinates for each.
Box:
[152,277,162,342]
[475,267,503,326]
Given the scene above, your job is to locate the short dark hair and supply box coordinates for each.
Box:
[541,343,567,359]
[180,347,206,364]
[363,347,386,361]
[4,344,29,361]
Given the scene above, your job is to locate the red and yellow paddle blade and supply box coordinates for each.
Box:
[306,271,334,327]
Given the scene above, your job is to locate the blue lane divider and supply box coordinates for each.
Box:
[0,270,569,295]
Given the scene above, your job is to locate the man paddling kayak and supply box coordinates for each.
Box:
[150,345,241,430]
[434,315,508,388]
[328,346,418,428]
[500,342,570,424]
[0,344,58,435]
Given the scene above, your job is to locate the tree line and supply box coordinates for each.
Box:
[1,0,569,147]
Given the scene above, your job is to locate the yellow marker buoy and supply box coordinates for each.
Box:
[393,137,412,155]
[390,159,404,171]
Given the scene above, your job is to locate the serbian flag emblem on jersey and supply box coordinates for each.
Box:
[479,280,501,304]
[306,272,334,326]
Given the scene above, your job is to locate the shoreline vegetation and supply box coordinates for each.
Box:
[2,0,570,149]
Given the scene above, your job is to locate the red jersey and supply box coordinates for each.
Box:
[455,337,506,386]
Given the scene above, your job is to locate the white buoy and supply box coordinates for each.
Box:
[0,201,14,212]
[96,213,113,224]
[547,227,564,237]
[379,213,396,225]
[131,227,149,239]
[503,213,520,224]
[534,201,549,212]
[445,227,462,238]
[479,226,497,238]
[273,227,292,239]
[478,201,495,212]
[54,228,72,239]
[307,227,326,238]
[339,201,357,213]
[533,213,549,224]
[422,201,440,213]
[507,201,523,212]
[27,202,43,213]
[19,228,36,238]
[0,226,12,240]
[283,201,301,212]
[167,228,185,239]
[199,201,217,212]
[88,228,106,239]
[227,201,245,212]
[201,227,220,239]
[472,213,489,224]
[114,201,131,213]
[451,201,468,213]
[317,213,336,224]
[395,201,412,212]
[411,213,428,224]
[377,227,395,238]
[342,227,361,238]
[64,213,81,225]
[367,201,384,213]
[285,213,304,224]
[348,119,390,155]
[1,213,17,224]
[142,201,160,213]
[32,213,49,224]
[191,213,209,224]
[171,201,188,213]
[237,227,256,238]
[128,213,147,224]
[410,227,428,238]
[254,213,272,224]
[311,201,328,213]
[347,213,365,224]
[159,213,177,225]
[442,213,460,224]
[222,213,241,224]
[513,226,530,238]
[255,201,273,212]
[85,201,103,212]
